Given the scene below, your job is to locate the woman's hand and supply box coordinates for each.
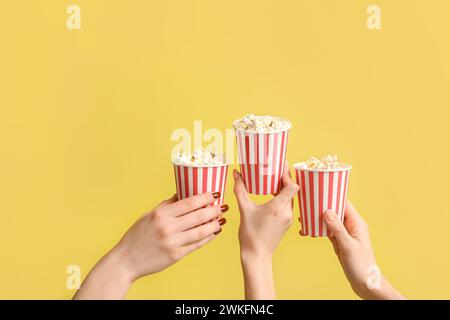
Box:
[233,163,299,299]
[73,192,228,299]
[324,201,404,300]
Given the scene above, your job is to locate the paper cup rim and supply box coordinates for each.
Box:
[172,161,230,168]
[232,116,292,134]
[293,162,352,172]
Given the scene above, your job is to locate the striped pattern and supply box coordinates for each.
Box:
[173,164,229,205]
[295,169,350,237]
[235,129,289,195]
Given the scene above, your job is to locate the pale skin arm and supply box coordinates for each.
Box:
[73,192,228,300]
[324,201,405,300]
[233,163,299,300]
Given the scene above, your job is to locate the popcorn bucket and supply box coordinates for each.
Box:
[294,163,351,237]
[173,163,229,205]
[234,121,291,195]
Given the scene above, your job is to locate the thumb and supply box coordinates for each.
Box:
[269,182,299,208]
[324,210,352,248]
[269,165,299,207]
[233,169,250,210]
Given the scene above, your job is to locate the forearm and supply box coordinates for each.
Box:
[73,248,134,300]
[241,252,275,300]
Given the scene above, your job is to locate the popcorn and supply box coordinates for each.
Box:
[233,113,291,133]
[173,148,227,166]
[297,154,344,170]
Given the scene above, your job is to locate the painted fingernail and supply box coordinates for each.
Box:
[219,218,227,226]
[212,192,221,199]
[214,228,222,235]
[220,204,229,212]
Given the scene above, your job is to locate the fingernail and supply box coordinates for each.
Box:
[325,210,336,222]
[212,192,221,199]
[233,170,238,180]
[220,204,229,212]
[219,218,227,226]
[214,228,222,235]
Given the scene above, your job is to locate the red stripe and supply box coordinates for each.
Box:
[342,171,349,222]
[318,172,324,236]
[296,170,303,235]
[174,166,179,200]
[327,172,334,211]
[222,166,228,205]
[255,134,260,194]
[277,132,286,193]
[236,131,243,165]
[218,166,225,204]
[176,165,183,199]
[246,165,252,192]
[211,167,217,192]
[183,166,189,198]
[309,172,315,236]
[238,132,248,192]
[211,167,218,205]
[270,133,278,194]
[192,167,198,196]
[335,171,343,219]
[240,163,246,191]
[263,134,269,194]
[301,171,308,235]
[281,132,288,173]
[327,172,334,236]
[202,167,208,193]
[245,135,252,193]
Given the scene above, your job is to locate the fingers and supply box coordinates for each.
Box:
[233,169,251,210]
[165,192,217,217]
[182,233,216,256]
[175,204,229,232]
[324,209,352,248]
[177,219,222,246]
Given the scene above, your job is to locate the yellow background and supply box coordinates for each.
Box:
[0,0,449,299]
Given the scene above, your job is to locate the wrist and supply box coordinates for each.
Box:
[105,245,137,286]
[73,246,135,300]
[240,249,272,268]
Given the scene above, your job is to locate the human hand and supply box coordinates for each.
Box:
[234,164,299,260]
[324,201,404,300]
[233,163,299,299]
[74,192,227,299]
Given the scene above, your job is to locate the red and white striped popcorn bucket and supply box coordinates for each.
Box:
[294,163,351,237]
[234,123,291,195]
[173,163,229,206]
